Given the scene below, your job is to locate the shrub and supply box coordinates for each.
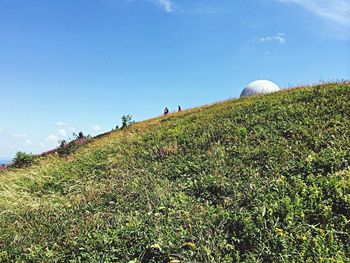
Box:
[57,133,89,157]
[12,151,35,168]
[72,132,85,140]
[57,142,78,157]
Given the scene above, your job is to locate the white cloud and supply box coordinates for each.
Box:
[56,121,68,126]
[192,6,225,15]
[259,33,286,44]
[58,129,67,137]
[123,0,176,13]
[153,0,175,13]
[278,0,350,27]
[10,133,28,138]
[24,139,34,146]
[46,134,59,143]
[56,121,76,134]
[92,125,102,132]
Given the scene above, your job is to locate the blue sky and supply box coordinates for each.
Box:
[0,0,349,158]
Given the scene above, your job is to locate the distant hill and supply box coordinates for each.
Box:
[0,82,350,262]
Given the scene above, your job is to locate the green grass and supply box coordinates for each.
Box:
[1,82,350,262]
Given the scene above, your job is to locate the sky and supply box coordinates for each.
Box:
[0,0,349,159]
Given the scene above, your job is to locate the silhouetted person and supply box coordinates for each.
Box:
[164,107,169,115]
[178,105,182,112]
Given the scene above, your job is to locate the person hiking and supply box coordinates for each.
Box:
[164,107,169,115]
[178,105,182,112]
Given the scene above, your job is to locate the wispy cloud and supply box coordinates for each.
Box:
[192,6,226,15]
[58,129,67,137]
[46,134,59,143]
[56,121,76,133]
[56,121,68,126]
[45,122,77,146]
[278,0,350,27]
[257,33,286,44]
[23,139,34,147]
[92,125,102,132]
[152,0,175,13]
[10,133,28,138]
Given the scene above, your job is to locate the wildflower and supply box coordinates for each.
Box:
[275,228,286,237]
[150,243,161,251]
[182,242,196,250]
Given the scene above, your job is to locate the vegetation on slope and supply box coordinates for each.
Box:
[1,82,350,262]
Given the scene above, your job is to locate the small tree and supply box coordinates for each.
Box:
[72,132,85,140]
[121,114,134,129]
[12,151,35,168]
[59,139,67,148]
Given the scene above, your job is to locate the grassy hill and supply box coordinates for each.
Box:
[1,82,350,262]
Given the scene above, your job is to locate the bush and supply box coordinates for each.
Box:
[57,142,78,157]
[12,151,35,168]
[72,132,85,140]
[57,133,91,157]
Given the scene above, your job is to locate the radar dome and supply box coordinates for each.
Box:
[240,80,280,98]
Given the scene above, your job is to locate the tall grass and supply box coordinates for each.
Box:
[0,82,350,262]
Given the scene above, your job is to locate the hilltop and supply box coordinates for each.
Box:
[1,82,350,262]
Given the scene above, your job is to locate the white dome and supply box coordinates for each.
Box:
[240,80,280,98]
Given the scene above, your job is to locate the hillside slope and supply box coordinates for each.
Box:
[1,82,350,262]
